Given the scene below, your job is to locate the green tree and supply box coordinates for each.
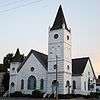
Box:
[2,72,10,91]
[2,53,13,92]
[3,53,13,70]
[2,49,25,92]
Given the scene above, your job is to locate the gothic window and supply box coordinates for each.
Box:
[88,78,90,90]
[84,81,86,91]
[11,82,14,87]
[66,80,70,87]
[73,80,76,89]
[21,79,24,89]
[67,35,69,40]
[27,75,36,90]
[67,65,70,70]
[54,34,58,39]
[31,67,34,72]
[40,79,44,90]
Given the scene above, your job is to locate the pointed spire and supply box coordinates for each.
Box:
[15,48,20,57]
[12,48,24,62]
[50,5,70,32]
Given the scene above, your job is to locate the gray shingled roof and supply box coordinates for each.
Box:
[17,49,48,72]
[72,57,96,79]
[72,57,89,76]
[50,5,70,32]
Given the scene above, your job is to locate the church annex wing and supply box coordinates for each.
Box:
[72,57,96,79]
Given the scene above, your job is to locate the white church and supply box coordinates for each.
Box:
[9,5,96,96]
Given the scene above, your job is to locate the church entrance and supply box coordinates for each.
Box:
[52,80,59,94]
[27,76,36,90]
[66,81,71,94]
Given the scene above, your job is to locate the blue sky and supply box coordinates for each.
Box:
[0,0,100,75]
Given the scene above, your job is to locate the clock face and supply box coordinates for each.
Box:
[54,34,58,39]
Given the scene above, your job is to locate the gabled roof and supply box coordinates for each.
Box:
[72,57,96,79]
[72,57,89,76]
[17,49,48,72]
[50,5,70,32]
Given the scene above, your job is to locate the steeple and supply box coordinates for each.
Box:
[15,48,20,57]
[50,5,70,32]
[12,48,24,62]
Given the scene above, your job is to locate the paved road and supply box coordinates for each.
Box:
[0,97,99,100]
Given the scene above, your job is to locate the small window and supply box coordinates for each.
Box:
[73,80,76,89]
[84,81,86,90]
[67,65,70,70]
[21,79,24,89]
[66,81,70,87]
[40,79,44,90]
[11,82,14,87]
[31,67,34,72]
[67,35,69,40]
[12,67,15,71]
[88,78,91,90]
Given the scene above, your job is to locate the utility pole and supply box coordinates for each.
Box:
[56,55,58,100]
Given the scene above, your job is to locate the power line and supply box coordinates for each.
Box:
[0,0,44,14]
[0,0,31,7]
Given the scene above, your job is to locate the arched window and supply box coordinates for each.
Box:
[67,35,69,40]
[21,79,24,89]
[73,80,76,89]
[84,81,86,90]
[40,79,44,90]
[66,81,70,87]
[88,78,90,90]
[27,76,36,90]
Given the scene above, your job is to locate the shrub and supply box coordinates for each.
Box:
[32,90,44,98]
[10,91,23,97]
[89,92,100,98]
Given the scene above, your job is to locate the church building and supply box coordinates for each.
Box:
[9,5,96,95]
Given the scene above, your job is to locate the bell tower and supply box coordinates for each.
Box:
[47,5,72,94]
